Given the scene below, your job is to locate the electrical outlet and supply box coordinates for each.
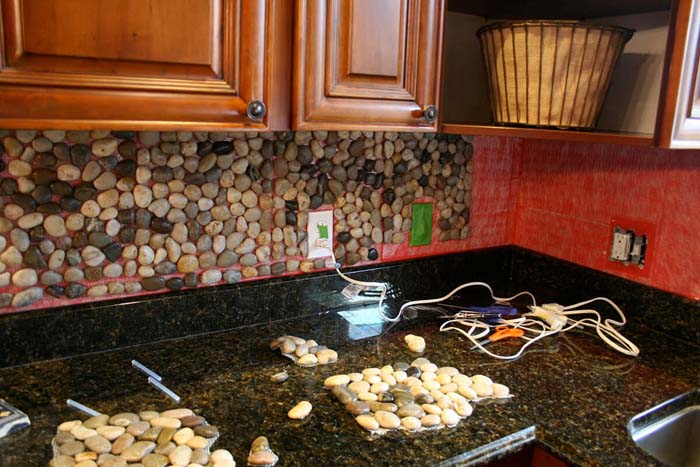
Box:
[307,210,333,259]
[609,225,647,267]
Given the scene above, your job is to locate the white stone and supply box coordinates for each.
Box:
[12,268,37,287]
[94,172,117,190]
[492,383,510,398]
[0,272,9,287]
[58,164,81,181]
[81,200,101,218]
[82,246,106,267]
[65,213,85,231]
[168,444,192,467]
[134,185,153,208]
[404,334,426,353]
[201,269,222,285]
[91,137,118,157]
[48,250,65,270]
[82,161,102,182]
[471,381,493,397]
[375,410,400,429]
[8,160,31,177]
[441,408,460,426]
[356,415,379,431]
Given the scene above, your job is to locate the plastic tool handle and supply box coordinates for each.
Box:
[467,306,519,316]
[489,326,525,342]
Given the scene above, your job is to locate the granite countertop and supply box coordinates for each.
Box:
[0,308,697,467]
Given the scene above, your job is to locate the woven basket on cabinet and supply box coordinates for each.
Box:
[477,21,634,129]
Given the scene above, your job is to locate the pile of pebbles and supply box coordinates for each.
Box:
[0,129,473,311]
[323,357,509,433]
[49,408,229,467]
[269,335,338,367]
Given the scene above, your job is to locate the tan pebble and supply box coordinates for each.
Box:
[394,371,408,383]
[161,408,194,419]
[150,417,181,429]
[471,374,493,385]
[288,401,312,419]
[358,392,378,402]
[364,374,382,384]
[348,372,363,382]
[421,371,437,382]
[96,425,125,441]
[138,411,160,421]
[493,383,510,398]
[471,381,493,397]
[111,433,135,454]
[348,381,370,394]
[401,416,422,430]
[370,382,389,394]
[454,400,473,417]
[297,353,318,366]
[121,440,156,462]
[109,413,140,427]
[126,421,150,437]
[436,373,452,385]
[59,420,82,432]
[247,450,278,466]
[316,348,338,364]
[75,452,97,462]
[213,460,237,467]
[437,395,454,410]
[71,425,98,440]
[441,383,458,394]
[458,385,478,400]
[381,373,397,385]
[374,410,400,429]
[422,380,440,391]
[173,427,194,445]
[294,343,308,357]
[211,449,234,462]
[421,363,438,373]
[324,374,350,388]
[85,435,111,454]
[186,435,208,449]
[421,414,441,427]
[168,445,192,466]
[270,371,288,383]
[422,403,442,415]
[441,408,460,426]
[362,367,381,376]
[452,374,472,386]
[404,334,426,353]
[75,461,97,467]
[355,414,379,431]
[280,338,295,354]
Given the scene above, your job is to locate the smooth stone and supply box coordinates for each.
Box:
[71,425,98,440]
[85,435,112,454]
[332,385,358,404]
[84,414,110,429]
[247,450,278,466]
[121,441,156,462]
[397,404,425,418]
[157,427,176,445]
[109,413,140,427]
[96,425,126,441]
[180,415,205,428]
[142,276,165,291]
[173,427,194,445]
[138,426,162,442]
[401,416,422,430]
[92,137,118,157]
[288,401,312,419]
[355,415,379,431]
[65,283,86,299]
[168,445,192,467]
[60,440,85,456]
[150,417,181,429]
[11,287,42,307]
[50,455,77,467]
[112,433,135,455]
[141,453,169,467]
[193,425,218,438]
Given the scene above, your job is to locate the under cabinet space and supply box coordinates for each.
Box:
[441,0,672,145]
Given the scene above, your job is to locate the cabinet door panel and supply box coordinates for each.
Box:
[0,0,291,129]
[656,0,700,147]
[295,0,444,130]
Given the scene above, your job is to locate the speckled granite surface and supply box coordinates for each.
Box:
[0,308,696,466]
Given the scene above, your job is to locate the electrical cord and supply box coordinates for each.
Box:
[324,249,638,358]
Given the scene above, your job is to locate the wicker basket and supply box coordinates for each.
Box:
[477,21,634,129]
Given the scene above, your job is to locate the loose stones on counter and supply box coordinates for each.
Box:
[247,436,279,466]
[324,357,510,434]
[404,334,426,353]
[270,335,338,367]
[51,408,221,466]
[287,401,312,420]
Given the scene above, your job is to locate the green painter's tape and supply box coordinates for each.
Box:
[410,203,433,246]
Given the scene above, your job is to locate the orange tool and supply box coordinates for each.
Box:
[471,326,525,350]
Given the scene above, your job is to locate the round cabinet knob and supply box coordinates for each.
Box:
[423,105,438,123]
[246,100,267,122]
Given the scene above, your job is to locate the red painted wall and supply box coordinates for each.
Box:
[511,138,700,300]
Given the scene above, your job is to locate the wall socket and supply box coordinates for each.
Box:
[609,226,647,267]
[307,210,334,259]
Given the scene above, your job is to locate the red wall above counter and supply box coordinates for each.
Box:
[511,138,700,300]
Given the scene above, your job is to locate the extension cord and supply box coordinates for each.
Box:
[528,304,568,330]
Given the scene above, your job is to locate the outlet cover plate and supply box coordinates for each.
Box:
[307,210,334,259]
[607,217,655,279]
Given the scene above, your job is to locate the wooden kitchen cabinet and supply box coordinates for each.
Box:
[0,0,291,130]
[655,0,700,148]
[293,0,445,131]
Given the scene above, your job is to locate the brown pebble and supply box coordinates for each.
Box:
[180,415,205,428]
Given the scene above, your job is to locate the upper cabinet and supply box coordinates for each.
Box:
[293,0,445,131]
[655,0,700,148]
[0,0,291,130]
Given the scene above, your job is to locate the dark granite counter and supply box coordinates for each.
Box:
[0,306,697,466]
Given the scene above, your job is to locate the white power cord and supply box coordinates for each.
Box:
[324,251,639,359]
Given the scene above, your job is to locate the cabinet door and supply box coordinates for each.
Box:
[294,0,445,130]
[656,0,700,148]
[0,0,291,130]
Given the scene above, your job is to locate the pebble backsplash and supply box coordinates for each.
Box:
[0,129,473,313]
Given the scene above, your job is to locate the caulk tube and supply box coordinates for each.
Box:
[529,305,567,330]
